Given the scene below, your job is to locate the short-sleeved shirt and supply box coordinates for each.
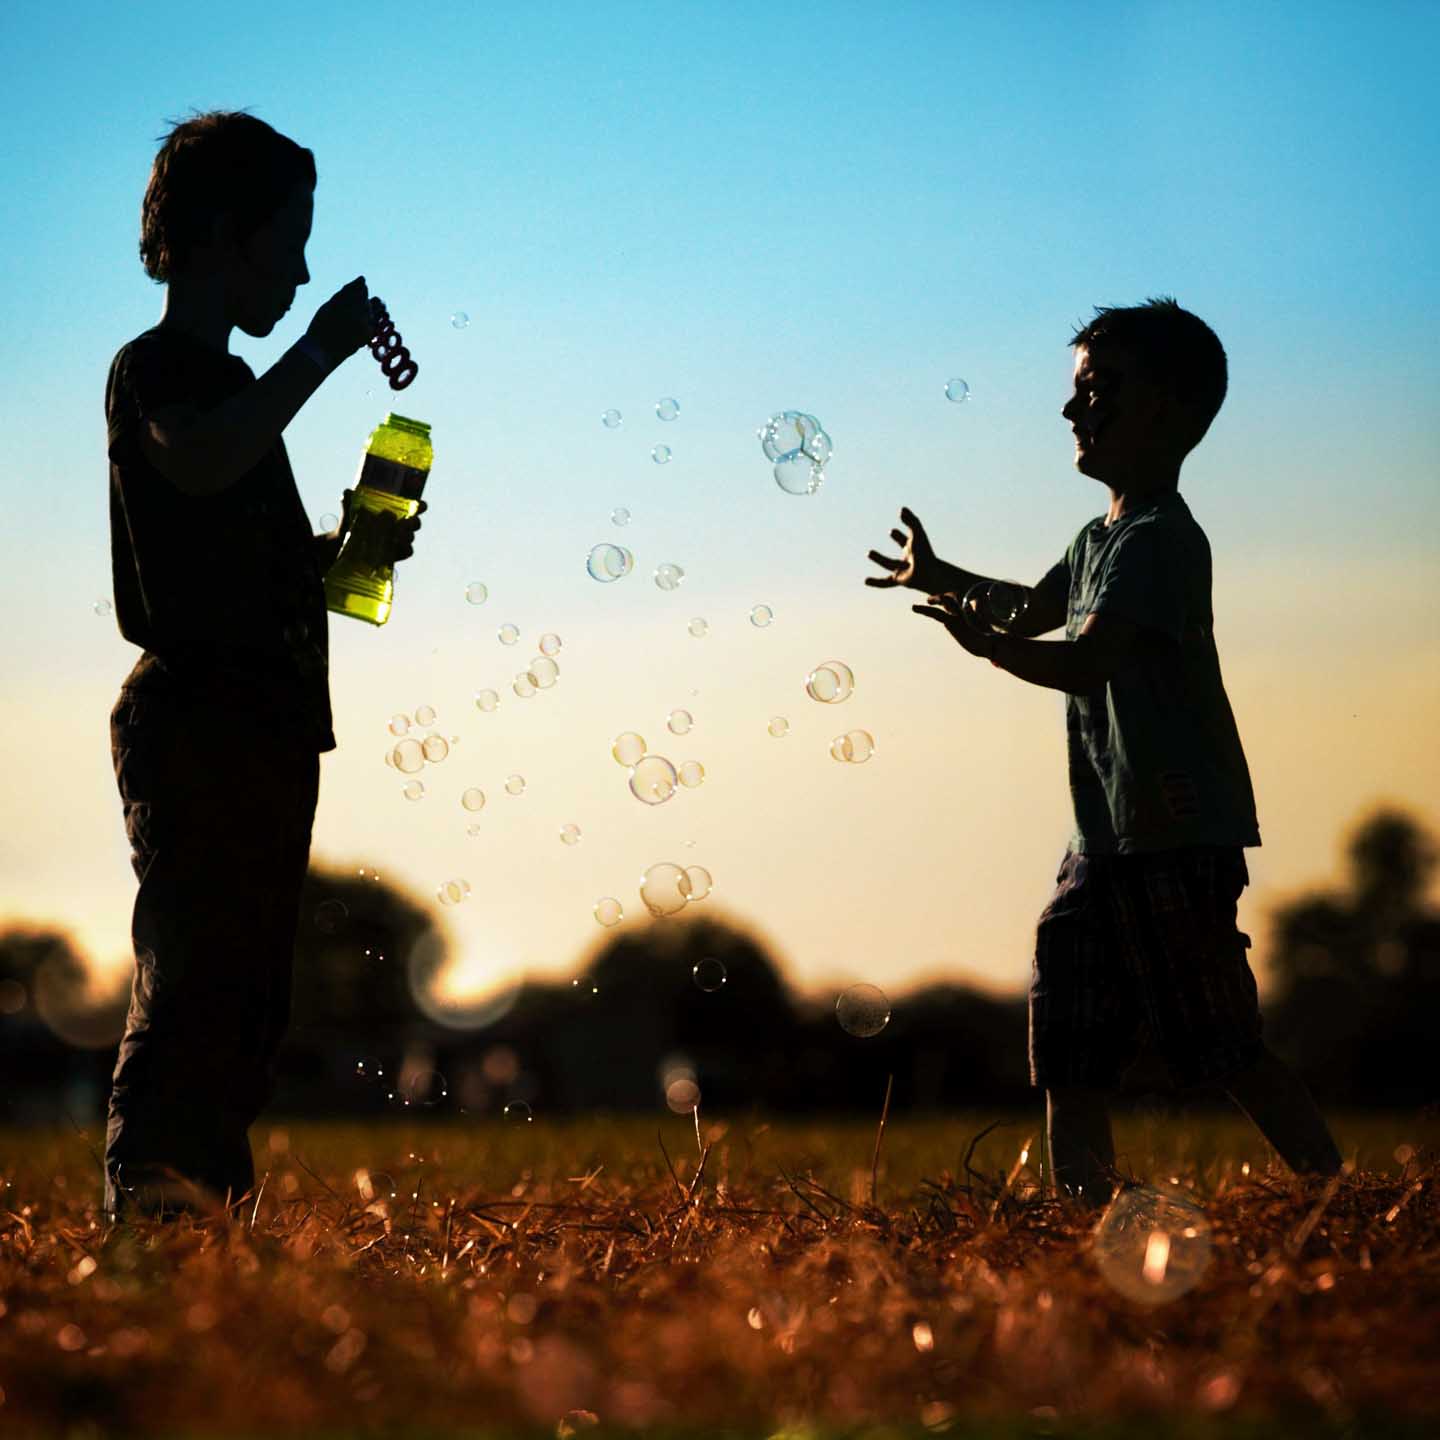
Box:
[105,326,335,752]
[1031,489,1260,856]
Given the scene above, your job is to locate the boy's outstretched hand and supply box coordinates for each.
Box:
[866,507,946,594]
[912,590,993,659]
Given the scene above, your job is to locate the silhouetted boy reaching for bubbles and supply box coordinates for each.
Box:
[867,297,1341,1208]
[102,110,423,1223]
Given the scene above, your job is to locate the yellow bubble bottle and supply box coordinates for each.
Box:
[324,413,432,626]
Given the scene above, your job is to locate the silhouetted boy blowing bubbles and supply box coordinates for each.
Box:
[102,109,424,1223]
[867,297,1342,1208]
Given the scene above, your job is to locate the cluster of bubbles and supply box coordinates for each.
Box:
[437,878,471,907]
[611,729,705,806]
[587,543,634,582]
[836,983,891,1037]
[1091,1182,1214,1304]
[471,631,564,711]
[759,410,833,496]
[805,660,855,703]
[385,705,457,802]
[830,730,876,764]
[592,861,713,928]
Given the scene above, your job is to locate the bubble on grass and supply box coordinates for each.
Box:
[498,623,520,645]
[656,397,680,421]
[1092,1184,1213,1305]
[437,878,470,906]
[806,660,855,703]
[465,581,489,605]
[830,730,876,764]
[505,774,526,796]
[688,617,709,638]
[93,599,113,616]
[461,787,486,812]
[641,861,693,917]
[313,899,349,934]
[652,444,672,465]
[773,454,824,495]
[587,543,634,582]
[422,733,449,762]
[667,709,693,735]
[683,865,713,901]
[666,1076,701,1113]
[389,714,411,737]
[611,507,631,527]
[393,739,425,774]
[398,1069,448,1107]
[594,896,623,927]
[654,562,684,591]
[836,983,891,1037]
[539,632,562,657]
[451,311,470,329]
[601,409,622,429]
[629,755,678,805]
[693,957,727,992]
[513,672,537,698]
[403,780,425,801]
[354,1167,396,1202]
[678,760,705,789]
[613,732,647,766]
[768,716,789,738]
[474,689,500,713]
[560,823,582,846]
[503,1100,533,1124]
[530,656,559,688]
[945,377,971,403]
[750,604,774,627]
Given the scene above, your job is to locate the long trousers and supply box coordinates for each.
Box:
[104,688,319,1217]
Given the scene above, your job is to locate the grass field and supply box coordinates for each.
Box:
[1,1107,1437,1439]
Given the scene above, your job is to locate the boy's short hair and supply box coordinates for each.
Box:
[1069,296,1228,448]
[140,109,316,283]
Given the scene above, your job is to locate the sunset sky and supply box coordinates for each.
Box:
[3,1,1438,1030]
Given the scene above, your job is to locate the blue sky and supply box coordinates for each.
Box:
[3,0,1438,1011]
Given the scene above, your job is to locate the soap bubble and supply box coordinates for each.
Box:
[498,623,520,645]
[451,311,470,329]
[437,878,471,906]
[654,562,684,591]
[693,957,727,992]
[422,734,449,763]
[392,738,425,774]
[611,507,630,526]
[93,598,114,616]
[683,865,713,901]
[539,632,562,656]
[837,983,891,1037]
[652,444,672,465]
[1092,1184,1214,1305]
[465,581,488,605]
[629,755,678,805]
[656,397,680,421]
[963,579,1029,631]
[830,730,876,763]
[666,1076,701,1113]
[612,732,647,766]
[945,377,971,403]
[805,661,855,703]
[560,823,582,846]
[805,429,833,464]
[319,513,339,531]
[415,704,437,726]
[513,672,537,698]
[688,617,709,638]
[667,709,692,735]
[587,543,634,582]
[461,788,486,812]
[505,774,526,795]
[594,897,623,927]
[761,410,819,461]
[641,862,693,917]
[399,1069,448,1108]
[474,689,499,713]
[768,716,789,738]
[389,714,411,737]
[750,604,774,627]
[503,1101,533,1124]
[602,409,622,429]
[678,760,705,789]
[773,455,824,496]
[403,780,425,801]
[529,656,559,688]
[313,899,349,934]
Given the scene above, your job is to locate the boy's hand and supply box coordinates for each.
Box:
[912,591,993,659]
[866,507,946,593]
[304,277,374,369]
[339,490,427,564]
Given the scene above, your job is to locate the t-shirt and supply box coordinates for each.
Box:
[105,326,335,752]
[1033,489,1260,856]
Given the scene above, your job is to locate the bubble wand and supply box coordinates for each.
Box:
[367,297,418,390]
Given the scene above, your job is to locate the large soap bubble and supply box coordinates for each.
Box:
[760,410,832,496]
[1091,1183,1214,1305]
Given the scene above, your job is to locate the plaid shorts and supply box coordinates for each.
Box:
[1028,845,1264,1092]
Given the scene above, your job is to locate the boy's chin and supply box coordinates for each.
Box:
[236,314,280,339]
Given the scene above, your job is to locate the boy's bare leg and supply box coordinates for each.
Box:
[1222,1043,1342,1177]
[1047,1085,1118,1208]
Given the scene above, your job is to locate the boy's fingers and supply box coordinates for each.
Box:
[864,575,899,588]
[868,550,903,570]
[899,506,928,538]
[911,605,951,623]
[890,528,907,546]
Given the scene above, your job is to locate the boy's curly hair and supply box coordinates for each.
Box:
[1069,297,1228,447]
[140,109,316,283]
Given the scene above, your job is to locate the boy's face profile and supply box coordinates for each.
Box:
[1062,342,1189,487]
[205,182,314,339]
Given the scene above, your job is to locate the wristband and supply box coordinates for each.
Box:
[294,335,332,373]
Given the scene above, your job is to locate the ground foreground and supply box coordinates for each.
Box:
[0,1110,1437,1439]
